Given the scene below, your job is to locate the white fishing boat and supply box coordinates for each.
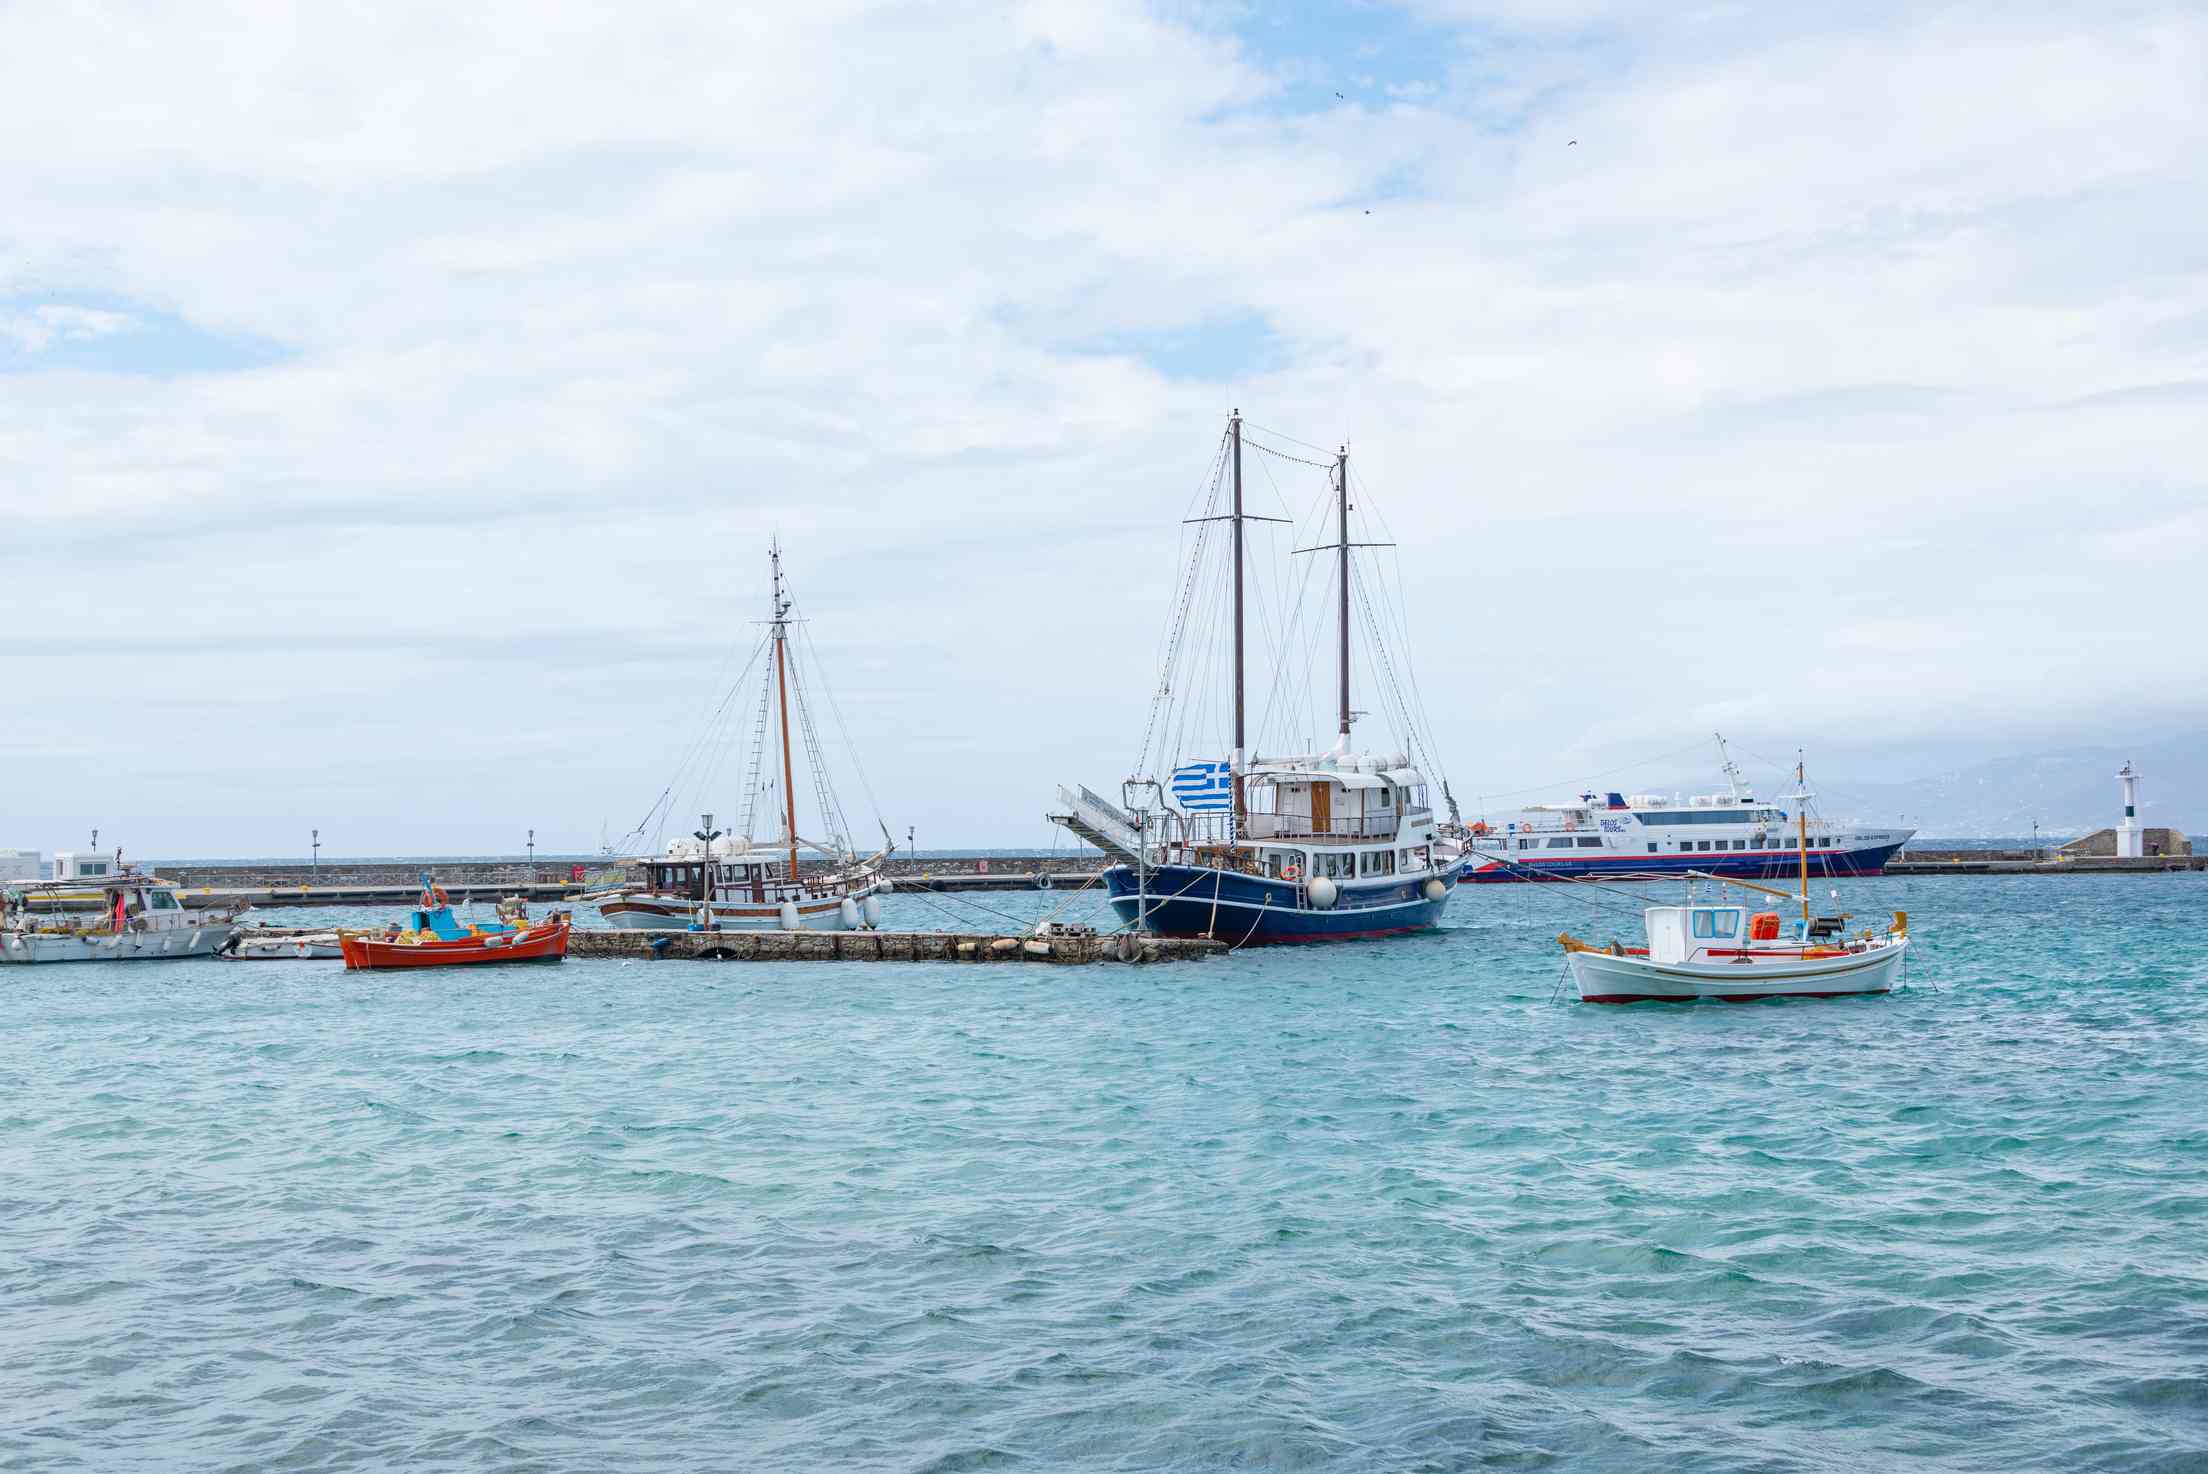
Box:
[1558,758,1910,1003]
[2,857,239,964]
[600,542,891,933]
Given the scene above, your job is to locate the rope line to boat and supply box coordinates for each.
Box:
[1239,420,1339,459]
[1458,846,1672,915]
[1241,435,1338,471]
[898,884,1048,933]
[1131,431,1230,778]
[797,618,887,844]
[616,635,773,855]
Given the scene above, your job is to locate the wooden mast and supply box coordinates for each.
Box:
[1795,753,1810,928]
[1231,411,1245,824]
[773,543,800,887]
[1336,444,1351,742]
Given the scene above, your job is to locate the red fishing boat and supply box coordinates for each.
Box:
[338,875,572,971]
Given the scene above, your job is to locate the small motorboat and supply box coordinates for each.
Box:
[338,877,570,971]
[224,928,345,960]
[1556,756,1910,1003]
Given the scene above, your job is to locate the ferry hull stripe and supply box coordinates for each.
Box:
[1460,842,1904,884]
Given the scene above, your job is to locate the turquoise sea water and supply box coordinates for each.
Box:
[3,874,2204,1472]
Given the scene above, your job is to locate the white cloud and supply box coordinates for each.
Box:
[0,303,137,353]
[1,0,2204,852]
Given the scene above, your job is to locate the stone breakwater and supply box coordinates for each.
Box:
[567,928,1215,964]
[156,855,1114,890]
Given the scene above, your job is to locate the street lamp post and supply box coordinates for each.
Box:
[527,829,536,869]
[312,828,320,874]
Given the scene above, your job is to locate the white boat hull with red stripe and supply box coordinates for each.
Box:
[1567,938,1907,1003]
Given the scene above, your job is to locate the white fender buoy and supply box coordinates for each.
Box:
[877,876,896,893]
[1036,872,1053,890]
[778,900,800,930]
[1307,874,1338,910]
[838,898,860,931]
[862,895,882,929]
[1423,878,1448,903]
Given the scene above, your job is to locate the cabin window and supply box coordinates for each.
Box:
[1576,837,1603,848]
[1692,909,1742,939]
[1647,843,1658,853]
[1547,838,1574,849]
[150,890,180,910]
[1361,850,1395,876]
[1696,840,1711,852]
[1686,909,1739,944]
[1376,789,1391,807]
[82,862,108,876]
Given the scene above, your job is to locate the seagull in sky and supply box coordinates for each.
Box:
[1335,90,1345,99]
[1568,139,1578,146]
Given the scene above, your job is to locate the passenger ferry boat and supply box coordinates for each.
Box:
[1457,739,1911,883]
[1,852,239,964]
[600,543,889,933]
[1051,413,1456,944]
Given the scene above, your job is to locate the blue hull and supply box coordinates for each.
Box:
[1458,842,1906,885]
[1103,864,1451,944]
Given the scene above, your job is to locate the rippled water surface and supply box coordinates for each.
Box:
[4,875,2205,1472]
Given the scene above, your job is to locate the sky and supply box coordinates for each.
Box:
[4,0,2205,857]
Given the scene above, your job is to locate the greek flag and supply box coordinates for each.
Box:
[1171,759,1233,812]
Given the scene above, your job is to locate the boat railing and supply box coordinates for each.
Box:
[1242,813,1404,841]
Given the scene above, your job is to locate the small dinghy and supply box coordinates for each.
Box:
[1557,756,1910,1003]
[224,929,345,961]
[338,877,570,971]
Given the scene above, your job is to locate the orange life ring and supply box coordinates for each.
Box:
[1281,863,1302,882]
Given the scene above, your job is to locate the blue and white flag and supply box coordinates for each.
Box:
[1170,759,1233,811]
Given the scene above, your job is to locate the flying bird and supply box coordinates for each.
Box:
[1568,139,1578,146]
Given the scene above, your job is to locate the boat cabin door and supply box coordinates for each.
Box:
[1311,782,1331,835]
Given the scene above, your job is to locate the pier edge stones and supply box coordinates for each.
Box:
[563,928,1220,964]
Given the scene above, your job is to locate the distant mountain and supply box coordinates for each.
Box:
[1812,734,2206,837]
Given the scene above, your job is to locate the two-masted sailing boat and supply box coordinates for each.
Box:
[1558,756,1910,1002]
[1051,412,1458,944]
[601,544,889,932]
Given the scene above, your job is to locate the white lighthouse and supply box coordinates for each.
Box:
[2116,761,2143,858]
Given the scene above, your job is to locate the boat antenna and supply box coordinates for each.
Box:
[771,541,800,887]
[1715,731,1749,800]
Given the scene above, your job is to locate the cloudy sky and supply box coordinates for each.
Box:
[5,0,2204,856]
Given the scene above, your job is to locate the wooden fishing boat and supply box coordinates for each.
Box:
[337,877,570,970]
[601,542,892,933]
[1558,758,1910,1003]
